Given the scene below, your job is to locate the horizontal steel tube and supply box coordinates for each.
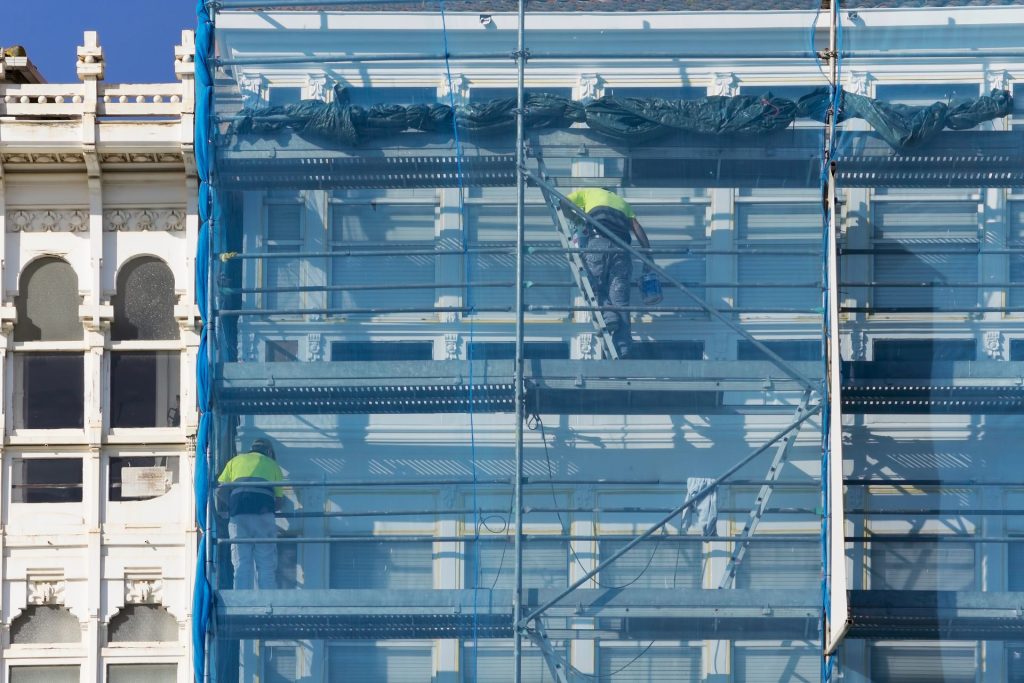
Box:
[218,478,818,489]
[278,506,820,518]
[217,305,510,317]
[220,533,820,545]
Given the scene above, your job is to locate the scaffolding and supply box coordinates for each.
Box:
[195,1,1024,681]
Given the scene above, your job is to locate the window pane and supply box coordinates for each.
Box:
[13,459,82,504]
[467,538,567,590]
[110,352,181,428]
[465,643,567,683]
[18,353,84,429]
[328,643,433,682]
[738,340,822,361]
[467,342,569,360]
[331,341,433,362]
[108,664,176,683]
[108,605,179,642]
[734,646,819,683]
[265,340,298,362]
[10,606,80,643]
[14,257,82,342]
[339,86,438,107]
[734,542,820,590]
[736,202,820,311]
[870,644,976,683]
[599,540,701,589]
[599,646,701,681]
[330,203,435,313]
[9,667,80,683]
[112,257,176,340]
[873,339,975,363]
[330,541,433,589]
[869,541,976,591]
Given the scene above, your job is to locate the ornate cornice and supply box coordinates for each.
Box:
[104,208,186,232]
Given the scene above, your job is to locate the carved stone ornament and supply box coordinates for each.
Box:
[307,74,330,101]
[983,330,1002,359]
[103,208,186,232]
[577,333,597,360]
[237,73,264,107]
[7,209,91,232]
[125,576,164,605]
[307,332,324,361]
[712,73,738,97]
[440,73,469,106]
[28,574,66,606]
[444,333,460,360]
[986,70,1010,93]
[847,71,872,96]
[577,73,603,103]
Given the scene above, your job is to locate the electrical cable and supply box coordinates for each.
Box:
[439,0,484,668]
[529,414,667,591]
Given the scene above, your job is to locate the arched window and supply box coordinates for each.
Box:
[108,604,178,643]
[10,605,81,644]
[12,258,84,429]
[109,257,180,429]
[111,256,176,341]
[14,257,82,342]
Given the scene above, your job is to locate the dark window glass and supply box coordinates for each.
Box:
[1010,339,1024,361]
[265,646,298,683]
[109,457,178,502]
[467,342,570,360]
[267,87,302,107]
[1010,542,1024,591]
[744,85,822,101]
[14,257,82,342]
[10,606,81,643]
[469,87,572,103]
[111,257,176,340]
[737,340,821,361]
[340,86,437,107]
[331,341,433,362]
[19,353,84,429]
[875,83,980,105]
[1009,645,1024,682]
[13,458,82,503]
[606,86,705,100]
[266,340,299,362]
[873,339,975,362]
[108,604,178,642]
[630,341,704,360]
[110,352,181,428]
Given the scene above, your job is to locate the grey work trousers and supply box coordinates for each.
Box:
[229,512,278,589]
[583,234,633,357]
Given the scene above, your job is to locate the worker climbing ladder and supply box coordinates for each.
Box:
[535,159,621,359]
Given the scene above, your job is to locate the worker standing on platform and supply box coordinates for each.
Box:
[217,438,284,589]
[564,187,652,359]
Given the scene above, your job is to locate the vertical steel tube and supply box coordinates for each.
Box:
[511,1,527,681]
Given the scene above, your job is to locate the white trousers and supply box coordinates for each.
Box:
[229,512,278,589]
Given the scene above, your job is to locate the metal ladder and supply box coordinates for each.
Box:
[534,161,620,359]
[717,389,816,589]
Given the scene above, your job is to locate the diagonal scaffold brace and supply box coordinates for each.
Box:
[516,401,822,631]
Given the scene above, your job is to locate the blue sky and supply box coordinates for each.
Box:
[2,1,197,83]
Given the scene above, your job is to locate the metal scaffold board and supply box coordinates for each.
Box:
[214,359,821,415]
[215,588,821,641]
[215,129,1024,190]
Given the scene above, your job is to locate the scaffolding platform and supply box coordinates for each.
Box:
[214,359,820,415]
[215,128,1024,190]
[215,588,820,641]
[846,590,1024,640]
[843,360,1024,414]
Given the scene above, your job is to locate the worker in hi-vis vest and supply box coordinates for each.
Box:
[217,438,284,589]
[564,187,652,358]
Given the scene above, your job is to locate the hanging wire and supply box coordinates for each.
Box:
[528,414,666,591]
[438,0,484,669]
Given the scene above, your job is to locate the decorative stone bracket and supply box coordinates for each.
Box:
[28,571,66,606]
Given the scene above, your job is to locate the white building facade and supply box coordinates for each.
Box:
[0,32,198,683]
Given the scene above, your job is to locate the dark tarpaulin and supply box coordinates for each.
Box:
[229,85,1012,151]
